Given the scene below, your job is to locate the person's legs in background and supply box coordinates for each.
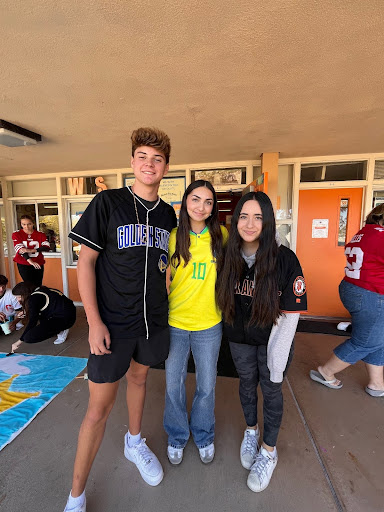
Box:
[315,281,384,389]
[17,263,44,286]
[23,316,75,344]
[365,363,384,394]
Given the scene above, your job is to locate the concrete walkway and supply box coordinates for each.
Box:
[0,309,383,512]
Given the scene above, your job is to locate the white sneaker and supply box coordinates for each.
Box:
[198,442,215,464]
[15,322,24,331]
[54,329,69,345]
[124,435,164,486]
[167,445,184,465]
[63,495,86,512]
[240,428,259,469]
[247,446,278,492]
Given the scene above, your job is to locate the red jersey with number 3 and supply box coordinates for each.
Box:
[12,229,49,266]
[343,224,384,295]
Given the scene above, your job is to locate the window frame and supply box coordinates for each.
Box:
[66,197,93,266]
[12,199,61,257]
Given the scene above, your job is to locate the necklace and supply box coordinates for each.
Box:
[129,185,160,225]
[132,191,140,224]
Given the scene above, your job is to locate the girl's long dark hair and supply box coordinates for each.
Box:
[12,281,36,320]
[217,191,280,327]
[171,180,224,271]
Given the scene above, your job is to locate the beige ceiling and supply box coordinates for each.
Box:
[1,1,384,176]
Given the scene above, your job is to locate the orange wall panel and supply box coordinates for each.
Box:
[43,259,63,289]
[68,267,81,302]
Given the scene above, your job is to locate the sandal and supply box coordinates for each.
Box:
[309,369,343,389]
[365,387,384,397]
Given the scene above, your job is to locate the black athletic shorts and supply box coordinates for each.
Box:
[87,328,170,384]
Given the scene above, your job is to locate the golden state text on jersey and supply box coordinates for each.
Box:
[117,223,170,251]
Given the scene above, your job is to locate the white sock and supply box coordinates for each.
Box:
[246,427,259,436]
[67,490,85,508]
[261,446,277,459]
[127,431,141,447]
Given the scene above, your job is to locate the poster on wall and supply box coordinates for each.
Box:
[312,219,329,238]
[194,169,243,186]
[124,176,186,219]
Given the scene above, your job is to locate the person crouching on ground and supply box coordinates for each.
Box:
[216,191,307,492]
[11,282,76,353]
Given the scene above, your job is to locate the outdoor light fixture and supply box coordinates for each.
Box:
[0,119,42,147]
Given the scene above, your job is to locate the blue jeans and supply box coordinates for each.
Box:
[334,280,384,365]
[164,322,222,449]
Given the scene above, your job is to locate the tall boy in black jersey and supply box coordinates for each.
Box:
[64,128,177,512]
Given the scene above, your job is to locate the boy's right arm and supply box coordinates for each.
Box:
[77,245,111,355]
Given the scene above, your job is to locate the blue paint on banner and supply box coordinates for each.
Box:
[0,353,87,451]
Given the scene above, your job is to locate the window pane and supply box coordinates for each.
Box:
[70,202,90,262]
[300,166,323,182]
[277,165,293,219]
[37,203,60,253]
[373,190,384,208]
[276,224,291,248]
[338,198,349,246]
[325,162,365,181]
[301,161,366,182]
[374,161,384,179]
[15,204,36,228]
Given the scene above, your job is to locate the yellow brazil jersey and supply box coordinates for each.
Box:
[168,225,228,331]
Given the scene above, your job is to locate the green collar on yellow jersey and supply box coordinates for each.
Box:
[189,226,209,236]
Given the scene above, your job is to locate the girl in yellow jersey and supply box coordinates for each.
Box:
[164,180,228,465]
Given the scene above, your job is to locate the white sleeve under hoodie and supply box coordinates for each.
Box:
[267,312,300,383]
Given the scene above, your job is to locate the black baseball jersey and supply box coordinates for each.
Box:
[69,187,177,338]
[224,245,307,346]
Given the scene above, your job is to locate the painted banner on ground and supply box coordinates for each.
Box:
[0,353,87,451]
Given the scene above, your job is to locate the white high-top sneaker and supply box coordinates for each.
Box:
[54,329,69,345]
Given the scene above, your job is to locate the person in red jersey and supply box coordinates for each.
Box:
[310,203,384,398]
[12,215,50,286]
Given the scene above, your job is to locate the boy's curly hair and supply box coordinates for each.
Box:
[131,127,171,163]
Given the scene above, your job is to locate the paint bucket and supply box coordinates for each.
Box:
[0,321,11,335]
